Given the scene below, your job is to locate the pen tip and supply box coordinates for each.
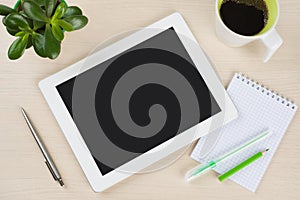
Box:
[58,179,64,187]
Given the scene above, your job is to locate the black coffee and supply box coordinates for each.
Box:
[220,0,268,36]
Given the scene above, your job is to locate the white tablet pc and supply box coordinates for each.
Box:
[39,13,238,192]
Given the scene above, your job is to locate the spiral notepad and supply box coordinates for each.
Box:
[191,73,298,192]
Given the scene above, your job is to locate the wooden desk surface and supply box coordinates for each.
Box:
[0,0,299,199]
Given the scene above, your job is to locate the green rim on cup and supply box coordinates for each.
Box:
[217,0,279,35]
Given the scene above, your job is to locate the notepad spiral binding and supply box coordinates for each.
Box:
[235,73,297,110]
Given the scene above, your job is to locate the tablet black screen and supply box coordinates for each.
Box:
[56,28,221,175]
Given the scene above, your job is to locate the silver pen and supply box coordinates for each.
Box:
[21,107,64,187]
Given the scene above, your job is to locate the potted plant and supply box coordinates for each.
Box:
[0,0,88,60]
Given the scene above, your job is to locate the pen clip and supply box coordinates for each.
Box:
[45,160,58,181]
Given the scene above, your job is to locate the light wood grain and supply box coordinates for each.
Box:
[0,0,299,199]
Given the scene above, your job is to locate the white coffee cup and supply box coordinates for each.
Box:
[215,0,283,62]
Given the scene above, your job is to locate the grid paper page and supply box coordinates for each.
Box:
[191,73,298,192]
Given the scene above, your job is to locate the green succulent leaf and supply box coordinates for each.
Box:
[33,20,45,30]
[34,0,46,7]
[32,32,47,57]
[4,13,30,30]
[23,1,49,22]
[8,34,29,60]
[53,2,67,20]
[18,10,27,18]
[6,26,20,36]
[2,16,7,26]
[44,24,61,59]
[56,19,73,31]
[26,18,34,29]
[52,23,64,41]
[15,31,26,37]
[45,0,56,17]
[63,6,82,18]
[64,15,88,30]
[0,4,15,16]
[26,35,33,49]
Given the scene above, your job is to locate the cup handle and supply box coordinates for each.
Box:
[260,29,283,63]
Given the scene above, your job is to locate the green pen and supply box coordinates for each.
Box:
[185,129,272,182]
[218,148,269,182]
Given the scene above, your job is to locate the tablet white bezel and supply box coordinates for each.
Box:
[39,12,238,192]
